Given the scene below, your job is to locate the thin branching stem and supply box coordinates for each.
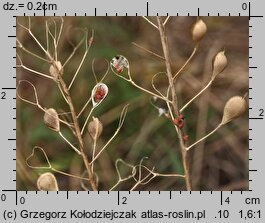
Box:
[90,105,128,164]
[59,131,81,155]
[132,42,165,60]
[173,46,198,80]
[142,16,159,29]
[157,16,192,191]
[68,30,94,90]
[163,16,170,26]
[111,66,172,104]
[26,146,90,181]
[180,78,213,113]
[81,107,95,135]
[187,123,223,151]
[16,39,49,63]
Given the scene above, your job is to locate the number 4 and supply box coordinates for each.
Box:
[225,197,230,204]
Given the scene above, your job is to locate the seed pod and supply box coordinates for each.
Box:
[110,55,129,73]
[88,117,103,141]
[44,108,60,132]
[221,96,247,125]
[91,83,108,107]
[192,19,207,42]
[212,50,227,79]
[49,61,63,79]
[37,172,59,191]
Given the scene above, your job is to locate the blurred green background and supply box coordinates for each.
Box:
[17,16,248,191]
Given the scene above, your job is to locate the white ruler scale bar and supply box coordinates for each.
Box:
[0,0,264,222]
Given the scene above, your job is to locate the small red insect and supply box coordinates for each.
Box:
[173,114,185,129]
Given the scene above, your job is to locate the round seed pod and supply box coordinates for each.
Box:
[212,50,227,79]
[91,83,108,107]
[37,172,59,191]
[49,61,63,79]
[44,108,60,132]
[221,96,247,125]
[88,117,103,141]
[192,19,207,42]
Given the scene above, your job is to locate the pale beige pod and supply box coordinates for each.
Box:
[49,61,63,79]
[88,117,103,141]
[221,96,247,125]
[43,108,60,132]
[212,50,228,79]
[37,172,59,191]
[192,19,207,42]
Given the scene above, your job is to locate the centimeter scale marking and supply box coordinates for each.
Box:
[1,1,264,222]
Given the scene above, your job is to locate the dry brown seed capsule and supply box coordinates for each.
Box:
[37,172,59,191]
[44,108,60,132]
[192,19,207,42]
[49,61,63,79]
[221,96,247,125]
[212,50,227,79]
[88,117,103,141]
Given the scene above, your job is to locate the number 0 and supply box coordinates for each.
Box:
[242,3,248,10]
[1,194,6,201]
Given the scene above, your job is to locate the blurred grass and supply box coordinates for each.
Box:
[17,16,248,191]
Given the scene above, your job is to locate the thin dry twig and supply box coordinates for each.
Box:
[68,29,94,90]
[111,65,173,104]
[26,146,89,181]
[142,16,159,29]
[173,46,198,80]
[109,159,137,191]
[17,80,73,128]
[90,105,129,164]
[187,123,223,151]
[132,42,165,60]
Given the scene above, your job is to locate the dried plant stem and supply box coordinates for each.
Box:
[157,16,192,191]
[81,107,95,135]
[187,123,222,151]
[132,42,165,60]
[57,73,98,191]
[112,68,172,104]
[16,64,54,80]
[173,46,198,80]
[180,78,213,113]
[59,131,81,155]
[91,140,97,173]
[163,16,170,26]
[26,146,89,181]
[52,168,89,181]
[90,105,128,164]
[142,16,158,29]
